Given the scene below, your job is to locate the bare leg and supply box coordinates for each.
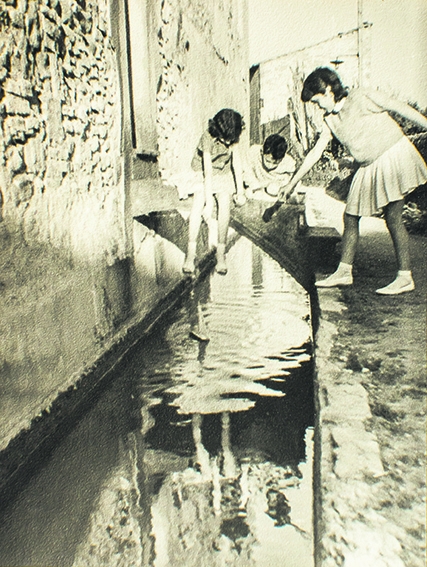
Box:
[215,191,231,274]
[188,191,205,243]
[315,213,360,287]
[376,199,414,295]
[216,191,231,245]
[340,213,361,265]
[183,191,205,273]
[383,199,410,271]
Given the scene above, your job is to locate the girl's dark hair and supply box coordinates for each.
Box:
[301,67,348,103]
[263,134,288,161]
[208,108,244,145]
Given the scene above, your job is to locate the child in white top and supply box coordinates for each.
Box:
[244,134,296,199]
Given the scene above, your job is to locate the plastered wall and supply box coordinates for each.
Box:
[156,0,249,181]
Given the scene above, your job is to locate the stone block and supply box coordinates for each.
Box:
[323,382,372,423]
[3,116,26,144]
[55,140,75,161]
[96,125,108,140]
[47,156,69,175]
[6,146,25,174]
[60,3,72,24]
[35,53,51,80]
[24,137,46,174]
[71,39,88,58]
[89,137,100,153]
[88,66,99,81]
[33,176,45,195]
[45,99,64,141]
[4,78,33,98]
[71,119,85,136]
[29,24,42,50]
[99,155,111,172]
[11,174,34,206]
[44,172,63,191]
[25,116,41,136]
[63,119,75,135]
[90,96,105,114]
[9,10,24,29]
[331,426,384,479]
[4,93,31,116]
[43,35,57,53]
[62,104,76,118]
[76,105,88,121]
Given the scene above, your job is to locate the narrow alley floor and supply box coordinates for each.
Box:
[317,217,426,567]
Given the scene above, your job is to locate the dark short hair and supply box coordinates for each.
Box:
[208,108,244,145]
[301,67,348,103]
[263,134,288,161]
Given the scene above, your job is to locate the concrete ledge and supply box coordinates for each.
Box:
[314,296,406,567]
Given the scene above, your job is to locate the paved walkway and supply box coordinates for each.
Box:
[308,188,426,567]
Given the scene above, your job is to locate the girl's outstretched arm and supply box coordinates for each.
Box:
[367,90,427,130]
[202,151,214,219]
[263,128,331,222]
[279,126,332,200]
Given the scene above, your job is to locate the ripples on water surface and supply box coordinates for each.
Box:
[0,237,314,567]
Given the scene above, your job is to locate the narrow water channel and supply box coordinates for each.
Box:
[0,236,314,567]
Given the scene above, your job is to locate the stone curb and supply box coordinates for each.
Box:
[314,293,406,567]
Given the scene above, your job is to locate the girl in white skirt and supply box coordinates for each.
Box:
[279,67,427,295]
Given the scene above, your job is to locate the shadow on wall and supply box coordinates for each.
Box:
[0,210,188,455]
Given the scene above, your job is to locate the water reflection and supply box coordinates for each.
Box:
[0,238,314,567]
[73,239,314,567]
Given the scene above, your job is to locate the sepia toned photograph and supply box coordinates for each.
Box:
[0,0,425,565]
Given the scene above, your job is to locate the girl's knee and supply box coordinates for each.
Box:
[191,192,205,208]
[217,192,231,209]
[384,200,404,225]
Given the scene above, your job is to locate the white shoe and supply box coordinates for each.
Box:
[215,244,227,275]
[215,255,227,275]
[182,255,195,273]
[376,275,414,295]
[315,272,353,288]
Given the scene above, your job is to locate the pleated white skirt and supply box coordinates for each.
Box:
[346,136,427,217]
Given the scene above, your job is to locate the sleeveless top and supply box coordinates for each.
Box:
[324,89,404,166]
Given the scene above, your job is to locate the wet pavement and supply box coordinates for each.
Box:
[0,236,315,567]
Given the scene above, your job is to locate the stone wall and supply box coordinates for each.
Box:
[0,0,133,451]
[156,0,249,180]
[0,0,125,263]
[0,0,250,456]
